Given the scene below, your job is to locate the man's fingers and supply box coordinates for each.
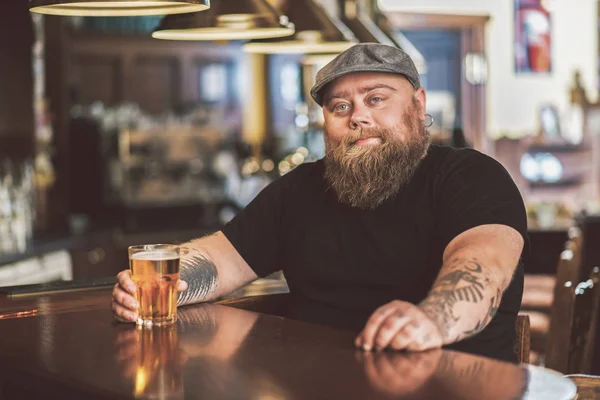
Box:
[358,304,402,350]
[405,313,444,351]
[405,329,442,352]
[357,301,444,352]
[112,285,139,323]
[389,324,417,350]
[112,303,138,323]
[373,313,411,351]
[112,268,140,325]
[390,322,442,352]
[116,270,137,295]
[113,285,139,311]
[177,279,188,292]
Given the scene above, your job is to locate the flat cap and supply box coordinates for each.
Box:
[310,43,421,106]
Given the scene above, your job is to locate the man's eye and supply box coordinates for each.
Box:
[336,104,349,111]
[370,97,382,104]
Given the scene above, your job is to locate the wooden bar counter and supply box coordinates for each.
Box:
[0,286,578,399]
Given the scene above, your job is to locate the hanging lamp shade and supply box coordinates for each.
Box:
[242,0,357,54]
[152,0,294,41]
[29,0,210,17]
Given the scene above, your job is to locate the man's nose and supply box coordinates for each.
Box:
[349,105,374,130]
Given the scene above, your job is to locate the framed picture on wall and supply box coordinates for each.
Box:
[539,104,561,138]
[514,0,552,74]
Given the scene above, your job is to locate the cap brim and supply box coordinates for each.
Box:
[310,65,418,106]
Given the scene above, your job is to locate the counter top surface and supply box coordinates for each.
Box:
[0,288,577,400]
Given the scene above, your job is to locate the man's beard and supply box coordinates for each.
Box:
[323,103,431,210]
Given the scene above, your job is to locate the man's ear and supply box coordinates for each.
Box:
[414,88,427,119]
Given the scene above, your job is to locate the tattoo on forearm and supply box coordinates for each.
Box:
[177,247,219,306]
[463,289,501,337]
[419,258,499,342]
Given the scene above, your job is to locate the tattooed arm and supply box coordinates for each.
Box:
[419,225,523,344]
[418,224,524,344]
[177,231,259,305]
[356,224,523,351]
[112,231,258,322]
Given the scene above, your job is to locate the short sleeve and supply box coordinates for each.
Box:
[221,177,286,278]
[435,150,528,252]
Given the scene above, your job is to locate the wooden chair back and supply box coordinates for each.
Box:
[546,223,600,374]
[569,267,600,373]
[545,227,583,372]
[576,215,600,374]
[577,214,600,282]
[515,314,531,364]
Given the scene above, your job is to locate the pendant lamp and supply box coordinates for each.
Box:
[242,0,357,54]
[29,0,210,17]
[152,0,294,41]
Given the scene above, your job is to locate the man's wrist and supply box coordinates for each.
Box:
[417,298,451,345]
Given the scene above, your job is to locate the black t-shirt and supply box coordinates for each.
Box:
[222,145,528,363]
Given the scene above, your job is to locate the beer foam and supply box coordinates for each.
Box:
[131,250,179,261]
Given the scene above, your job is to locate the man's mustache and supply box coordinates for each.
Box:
[344,129,389,146]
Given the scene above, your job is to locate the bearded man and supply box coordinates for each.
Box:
[111,44,527,363]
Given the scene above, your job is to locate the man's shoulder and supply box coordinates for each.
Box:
[427,145,489,163]
[271,159,324,188]
[284,159,323,177]
[425,145,505,173]
[420,145,518,195]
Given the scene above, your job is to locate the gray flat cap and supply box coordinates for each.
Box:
[310,43,421,106]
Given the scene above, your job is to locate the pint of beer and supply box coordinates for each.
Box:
[129,244,180,327]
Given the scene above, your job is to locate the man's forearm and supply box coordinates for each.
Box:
[176,231,259,306]
[418,257,507,345]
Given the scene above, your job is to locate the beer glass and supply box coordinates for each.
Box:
[129,244,180,327]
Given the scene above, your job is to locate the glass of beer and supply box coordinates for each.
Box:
[129,244,180,327]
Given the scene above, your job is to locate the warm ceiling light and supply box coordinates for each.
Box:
[243,32,354,54]
[242,0,357,54]
[152,0,294,41]
[29,0,209,16]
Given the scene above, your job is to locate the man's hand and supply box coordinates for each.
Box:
[355,300,443,352]
[111,270,189,323]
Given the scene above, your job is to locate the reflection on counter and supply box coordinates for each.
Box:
[115,325,185,399]
[110,302,576,400]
